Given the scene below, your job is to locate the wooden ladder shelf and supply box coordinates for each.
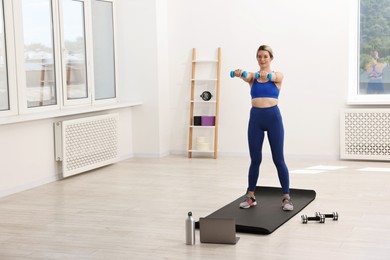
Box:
[188,47,221,159]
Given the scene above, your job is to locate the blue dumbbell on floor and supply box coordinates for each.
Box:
[230,71,248,78]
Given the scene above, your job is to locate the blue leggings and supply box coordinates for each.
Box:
[247,106,290,194]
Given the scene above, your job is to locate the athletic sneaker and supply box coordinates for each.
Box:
[282,197,294,211]
[239,194,257,209]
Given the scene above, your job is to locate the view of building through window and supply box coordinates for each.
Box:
[22,0,57,108]
[62,0,88,101]
[0,0,117,114]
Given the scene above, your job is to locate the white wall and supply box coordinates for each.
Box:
[0,109,134,198]
[116,0,171,157]
[0,0,356,197]
[0,0,146,198]
[166,0,352,159]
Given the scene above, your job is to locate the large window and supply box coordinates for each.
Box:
[0,0,117,117]
[359,0,390,96]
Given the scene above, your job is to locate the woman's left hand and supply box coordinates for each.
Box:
[259,71,269,80]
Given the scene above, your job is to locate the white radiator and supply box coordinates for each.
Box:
[340,109,390,161]
[54,114,119,177]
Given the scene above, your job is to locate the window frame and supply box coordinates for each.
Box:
[0,0,118,118]
[1,0,18,116]
[59,0,93,106]
[91,0,118,104]
[14,0,62,114]
[348,0,390,105]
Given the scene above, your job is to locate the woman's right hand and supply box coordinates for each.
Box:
[234,69,243,77]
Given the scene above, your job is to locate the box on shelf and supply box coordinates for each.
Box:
[196,137,209,151]
[201,116,215,126]
[193,116,202,126]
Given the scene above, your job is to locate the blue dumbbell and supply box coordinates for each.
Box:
[255,72,273,80]
[230,71,248,78]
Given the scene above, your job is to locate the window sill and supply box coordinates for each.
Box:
[347,95,390,106]
[0,100,142,126]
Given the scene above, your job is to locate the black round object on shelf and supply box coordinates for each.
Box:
[200,91,213,101]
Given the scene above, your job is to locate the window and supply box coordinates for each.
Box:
[0,0,118,118]
[62,0,88,103]
[91,0,116,100]
[0,1,9,111]
[22,0,57,108]
[354,0,390,104]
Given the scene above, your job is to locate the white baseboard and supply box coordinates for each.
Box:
[0,174,61,199]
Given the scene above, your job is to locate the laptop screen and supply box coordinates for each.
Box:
[199,217,239,244]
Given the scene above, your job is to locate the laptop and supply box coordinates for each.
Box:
[199,217,240,244]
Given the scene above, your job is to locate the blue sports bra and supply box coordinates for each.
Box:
[368,64,383,80]
[250,79,280,99]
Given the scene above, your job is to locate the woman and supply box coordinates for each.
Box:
[233,45,293,211]
[366,50,386,94]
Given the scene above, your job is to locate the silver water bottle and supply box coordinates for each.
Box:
[185,212,195,245]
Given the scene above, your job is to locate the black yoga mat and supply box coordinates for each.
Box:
[196,186,316,234]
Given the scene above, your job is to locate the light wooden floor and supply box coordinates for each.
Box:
[1,155,390,259]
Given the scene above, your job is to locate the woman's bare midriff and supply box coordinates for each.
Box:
[251,97,278,108]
